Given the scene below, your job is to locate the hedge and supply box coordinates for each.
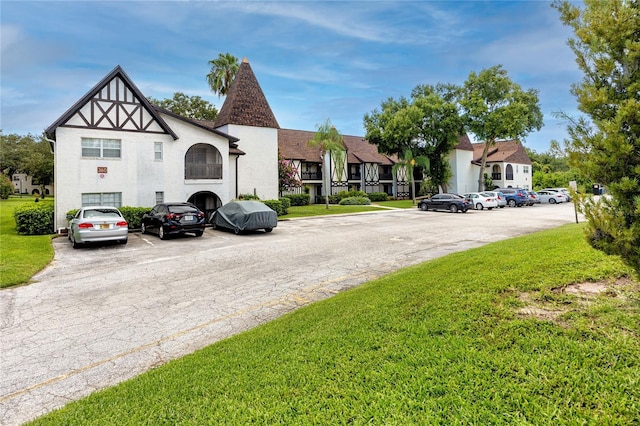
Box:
[66,206,150,230]
[339,196,371,205]
[368,192,390,201]
[15,202,55,235]
[282,193,310,206]
[262,199,286,216]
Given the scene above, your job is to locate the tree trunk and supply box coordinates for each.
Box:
[477,140,494,191]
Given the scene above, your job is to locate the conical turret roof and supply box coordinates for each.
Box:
[215,57,280,129]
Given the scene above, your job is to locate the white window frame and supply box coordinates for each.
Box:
[154,142,163,161]
[82,138,121,159]
[81,192,122,207]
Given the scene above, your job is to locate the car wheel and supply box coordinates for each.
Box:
[420,204,428,211]
[71,234,80,249]
[488,207,493,210]
[234,228,240,235]
[449,204,458,213]
[119,238,128,245]
[194,231,204,237]
[475,203,483,210]
[508,199,516,207]
[265,228,273,233]
[549,198,557,204]
[159,226,167,240]
[141,223,147,234]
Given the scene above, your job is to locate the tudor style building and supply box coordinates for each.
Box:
[45,58,532,231]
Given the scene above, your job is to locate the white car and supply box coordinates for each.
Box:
[542,187,572,202]
[463,192,498,210]
[483,191,507,208]
[537,190,568,204]
[68,206,129,248]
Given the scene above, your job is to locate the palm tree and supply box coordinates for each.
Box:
[393,148,430,205]
[206,53,239,97]
[308,119,345,209]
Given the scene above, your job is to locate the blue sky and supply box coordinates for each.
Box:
[1,1,582,153]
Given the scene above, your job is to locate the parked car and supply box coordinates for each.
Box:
[211,200,278,234]
[141,202,206,239]
[483,191,507,208]
[495,188,530,207]
[67,206,128,248]
[417,193,470,213]
[537,190,568,204]
[463,192,498,210]
[542,187,572,202]
[527,191,541,205]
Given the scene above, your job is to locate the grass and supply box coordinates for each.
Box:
[280,199,416,219]
[0,197,55,288]
[30,224,640,425]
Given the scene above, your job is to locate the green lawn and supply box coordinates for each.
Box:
[0,197,55,288]
[30,224,639,425]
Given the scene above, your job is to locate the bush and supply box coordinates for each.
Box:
[367,192,389,202]
[262,199,285,216]
[279,197,291,211]
[282,193,310,206]
[339,196,371,205]
[0,174,13,199]
[238,193,260,200]
[336,190,367,201]
[14,202,55,235]
[119,207,150,229]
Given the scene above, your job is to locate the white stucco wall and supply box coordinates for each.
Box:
[447,149,475,194]
[53,116,233,230]
[217,124,279,200]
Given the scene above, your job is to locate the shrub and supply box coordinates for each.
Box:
[119,207,150,229]
[262,199,285,216]
[368,192,389,202]
[339,196,371,205]
[238,193,260,200]
[279,197,291,211]
[336,190,367,201]
[282,193,310,206]
[0,174,13,199]
[14,202,55,235]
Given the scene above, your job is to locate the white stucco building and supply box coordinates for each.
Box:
[45,59,532,231]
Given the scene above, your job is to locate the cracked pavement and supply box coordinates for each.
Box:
[0,204,580,425]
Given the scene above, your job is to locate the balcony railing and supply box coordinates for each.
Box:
[348,173,361,180]
[185,164,222,179]
[301,171,322,180]
[491,173,502,180]
[379,173,393,180]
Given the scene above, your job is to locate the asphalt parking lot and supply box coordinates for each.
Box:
[0,203,581,425]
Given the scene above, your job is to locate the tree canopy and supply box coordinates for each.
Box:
[148,93,218,121]
[363,84,464,192]
[207,53,240,97]
[0,132,53,186]
[553,0,640,274]
[459,65,544,191]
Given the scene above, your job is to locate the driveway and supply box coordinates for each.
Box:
[1,203,581,425]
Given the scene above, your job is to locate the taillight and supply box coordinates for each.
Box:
[166,213,177,220]
[116,221,128,227]
[78,223,93,229]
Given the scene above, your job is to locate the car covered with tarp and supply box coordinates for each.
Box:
[211,200,277,234]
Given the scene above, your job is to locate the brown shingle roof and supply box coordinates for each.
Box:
[278,129,396,165]
[214,58,279,129]
[472,140,532,165]
[455,134,474,151]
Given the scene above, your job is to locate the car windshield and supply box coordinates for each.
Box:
[168,205,198,213]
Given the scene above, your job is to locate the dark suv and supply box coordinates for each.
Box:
[495,188,530,207]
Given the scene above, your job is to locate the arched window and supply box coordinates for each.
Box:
[505,164,514,181]
[491,164,501,180]
[185,144,222,179]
